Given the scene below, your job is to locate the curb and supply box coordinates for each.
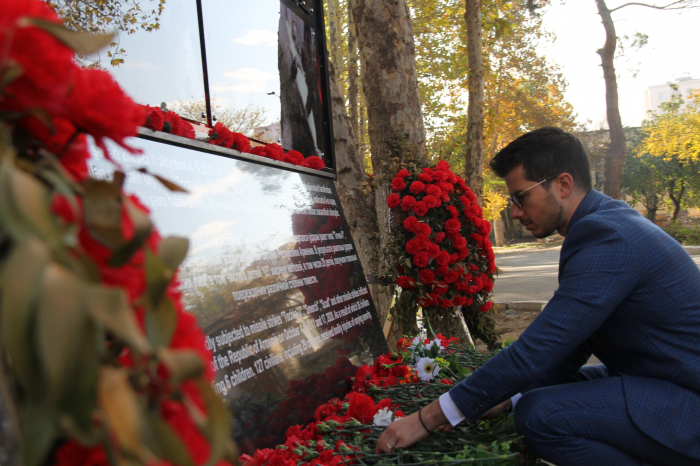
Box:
[685,246,700,256]
[493,301,548,312]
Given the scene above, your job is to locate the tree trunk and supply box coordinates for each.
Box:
[347,7,360,142]
[0,348,21,466]
[493,218,505,247]
[326,0,344,97]
[349,0,427,348]
[596,0,626,200]
[430,308,474,346]
[464,0,485,204]
[668,180,685,221]
[329,68,386,323]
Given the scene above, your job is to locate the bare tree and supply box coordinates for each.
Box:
[170,99,269,136]
[595,0,698,199]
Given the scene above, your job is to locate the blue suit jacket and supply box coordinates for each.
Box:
[448,189,700,458]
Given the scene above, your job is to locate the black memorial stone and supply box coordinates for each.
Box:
[88,136,388,454]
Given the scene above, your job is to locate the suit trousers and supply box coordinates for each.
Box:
[513,365,697,466]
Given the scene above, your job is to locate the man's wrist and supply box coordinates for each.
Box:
[421,399,450,430]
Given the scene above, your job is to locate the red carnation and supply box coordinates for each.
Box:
[418,269,435,285]
[20,116,89,182]
[434,171,449,182]
[163,111,184,136]
[305,155,326,170]
[405,238,424,255]
[413,201,428,216]
[232,132,252,153]
[445,218,461,234]
[479,302,493,313]
[423,195,440,208]
[0,0,77,115]
[444,269,462,283]
[415,222,431,236]
[388,193,401,208]
[67,69,144,155]
[425,184,441,196]
[447,205,459,218]
[397,275,416,290]
[438,298,453,308]
[144,105,164,131]
[434,232,445,243]
[435,160,450,171]
[418,172,433,183]
[396,168,411,178]
[454,235,467,250]
[403,216,419,231]
[249,145,265,156]
[425,242,440,258]
[263,143,285,161]
[412,252,430,268]
[181,120,195,139]
[400,195,416,211]
[452,296,468,307]
[440,378,454,385]
[435,265,449,276]
[433,281,449,295]
[391,177,406,191]
[208,122,234,147]
[458,249,469,261]
[409,181,425,194]
[436,250,450,266]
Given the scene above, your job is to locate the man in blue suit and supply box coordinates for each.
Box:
[376,127,700,465]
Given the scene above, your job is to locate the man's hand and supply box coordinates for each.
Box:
[479,399,512,420]
[375,399,450,454]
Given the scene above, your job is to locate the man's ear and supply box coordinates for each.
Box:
[557,173,575,199]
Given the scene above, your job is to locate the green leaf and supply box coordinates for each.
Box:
[26,19,114,55]
[0,240,50,396]
[98,367,146,460]
[20,401,57,466]
[144,411,196,466]
[157,349,204,386]
[35,263,88,405]
[59,319,100,440]
[0,157,59,243]
[108,196,152,267]
[159,236,189,271]
[83,177,124,249]
[194,378,236,466]
[145,247,173,308]
[145,296,177,348]
[85,285,150,354]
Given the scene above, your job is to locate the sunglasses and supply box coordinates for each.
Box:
[508,176,558,209]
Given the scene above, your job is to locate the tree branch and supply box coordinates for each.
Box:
[610,0,699,13]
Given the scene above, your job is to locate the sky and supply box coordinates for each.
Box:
[537,1,700,128]
[98,0,700,131]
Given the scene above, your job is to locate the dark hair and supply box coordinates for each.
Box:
[489,126,592,192]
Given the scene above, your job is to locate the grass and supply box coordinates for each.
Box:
[662,219,700,246]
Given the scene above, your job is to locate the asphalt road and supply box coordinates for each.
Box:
[492,247,700,304]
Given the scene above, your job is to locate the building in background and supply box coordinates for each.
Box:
[643,77,700,116]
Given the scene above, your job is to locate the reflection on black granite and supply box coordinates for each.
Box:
[88,137,388,454]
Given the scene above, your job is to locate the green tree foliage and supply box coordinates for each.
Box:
[408,0,575,204]
[47,0,165,67]
[623,95,700,222]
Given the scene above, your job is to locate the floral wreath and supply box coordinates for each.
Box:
[384,161,500,348]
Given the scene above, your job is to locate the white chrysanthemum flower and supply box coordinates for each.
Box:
[373,407,395,427]
[409,336,422,350]
[424,338,445,353]
[415,357,440,382]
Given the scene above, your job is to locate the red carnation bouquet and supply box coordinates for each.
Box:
[384,161,500,348]
[0,2,236,465]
